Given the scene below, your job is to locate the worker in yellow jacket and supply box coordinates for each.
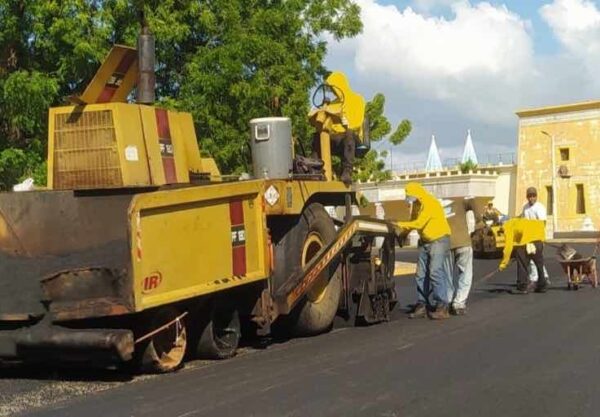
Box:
[499,218,547,294]
[398,183,452,319]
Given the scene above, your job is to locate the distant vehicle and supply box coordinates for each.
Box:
[472,220,505,258]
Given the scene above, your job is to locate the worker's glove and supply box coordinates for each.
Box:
[526,243,536,255]
[499,262,507,271]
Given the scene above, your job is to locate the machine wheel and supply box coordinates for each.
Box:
[195,302,241,360]
[273,203,342,336]
[138,307,188,373]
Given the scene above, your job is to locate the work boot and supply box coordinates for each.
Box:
[535,285,548,293]
[407,303,427,319]
[428,304,450,320]
[450,305,467,316]
[510,287,528,295]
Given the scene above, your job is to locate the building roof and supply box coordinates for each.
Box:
[425,134,443,172]
[516,100,600,118]
[461,129,478,164]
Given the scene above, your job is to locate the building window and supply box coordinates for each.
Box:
[546,186,553,216]
[560,148,570,161]
[576,184,586,214]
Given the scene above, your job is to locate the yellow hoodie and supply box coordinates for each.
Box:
[499,218,546,270]
[397,183,451,242]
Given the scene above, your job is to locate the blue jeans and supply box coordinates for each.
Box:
[415,236,451,307]
[444,246,473,308]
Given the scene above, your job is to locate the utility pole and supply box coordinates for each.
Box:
[541,131,558,237]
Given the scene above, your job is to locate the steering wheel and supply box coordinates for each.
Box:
[311,83,345,108]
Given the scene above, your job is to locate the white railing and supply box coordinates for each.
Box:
[393,152,516,174]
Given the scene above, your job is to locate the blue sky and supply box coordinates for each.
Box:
[325,0,600,170]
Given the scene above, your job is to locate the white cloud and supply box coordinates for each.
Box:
[540,0,600,83]
[331,0,535,125]
[541,0,600,40]
[325,0,600,163]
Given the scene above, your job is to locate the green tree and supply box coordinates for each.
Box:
[354,93,411,183]
[459,158,478,174]
[0,0,362,189]
[176,0,361,173]
[0,0,115,189]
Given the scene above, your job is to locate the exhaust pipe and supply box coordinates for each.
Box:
[136,23,155,104]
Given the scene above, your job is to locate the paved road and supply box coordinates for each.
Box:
[3,244,600,417]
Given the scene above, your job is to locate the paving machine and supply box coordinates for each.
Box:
[472,221,505,258]
[0,28,399,372]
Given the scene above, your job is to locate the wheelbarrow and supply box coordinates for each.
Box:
[556,244,598,290]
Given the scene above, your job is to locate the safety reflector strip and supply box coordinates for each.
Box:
[229,200,246,276]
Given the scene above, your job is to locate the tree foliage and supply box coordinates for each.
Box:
[0,0,362,188]
[459,158,478,174]
[354,93,411,183]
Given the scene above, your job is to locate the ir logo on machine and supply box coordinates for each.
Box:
[143,272,163,294]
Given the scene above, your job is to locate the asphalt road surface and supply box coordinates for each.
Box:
[2,244,600,417]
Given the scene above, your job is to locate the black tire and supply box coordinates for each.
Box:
[272,203,342,336]
[138,307,188,373]
[195,302,241,360]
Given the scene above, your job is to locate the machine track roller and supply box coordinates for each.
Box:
[139,307,188,373]
[274,203,342,336]
[195,302,241,360]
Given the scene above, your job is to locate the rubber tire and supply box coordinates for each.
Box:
[195,303,241,360]
[272,203,342,336]
[138,307,188,374]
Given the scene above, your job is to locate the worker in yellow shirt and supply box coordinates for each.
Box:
[398,183,452,319]
[499,218,547,294]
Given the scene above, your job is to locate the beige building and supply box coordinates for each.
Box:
[516,101,600,235]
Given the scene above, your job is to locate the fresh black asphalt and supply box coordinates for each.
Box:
[3,244,600,417]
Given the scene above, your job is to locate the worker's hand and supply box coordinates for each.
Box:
[499,262,507,271]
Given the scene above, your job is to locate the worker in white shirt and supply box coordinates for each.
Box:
[521,187,550,285]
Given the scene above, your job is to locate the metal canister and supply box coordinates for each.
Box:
[249,117,293,179]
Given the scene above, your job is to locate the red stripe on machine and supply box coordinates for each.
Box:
[155,108,171,139]
[116,49,137,73]
[232,246,246,277]
[97,86,117,103]
[97,50,137,103]
[229,200,244,225]
[155,108,177,183]
[229,200,246,276]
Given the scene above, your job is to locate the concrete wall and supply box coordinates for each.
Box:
[516,102,600,232]
[358,166,517,220]
[493,165,517,217]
